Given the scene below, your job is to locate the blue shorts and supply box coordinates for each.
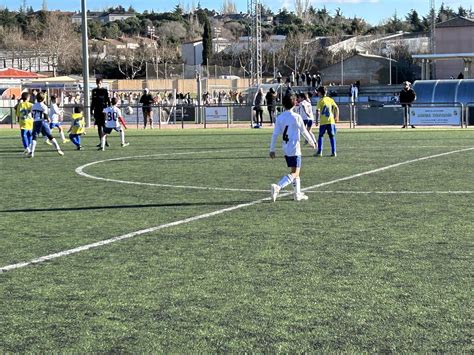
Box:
[303,119,314,130]
[319,124,337,136]
[285,155,302,168]
[32,120,52,139]
[103,127,121,134]
[49,122,61,129]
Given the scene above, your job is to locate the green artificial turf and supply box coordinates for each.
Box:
[0,127,472,352]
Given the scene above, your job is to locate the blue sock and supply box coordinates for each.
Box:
[329,136,336,154]
[317,136,323,153]
[277,174,294,189]
[20,130,29,149]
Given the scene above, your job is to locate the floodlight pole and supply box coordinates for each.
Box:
[81,0,91,127]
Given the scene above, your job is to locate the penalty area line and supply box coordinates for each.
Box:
[2,146,473,274]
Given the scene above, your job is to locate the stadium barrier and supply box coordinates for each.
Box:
[348,101,466,128]
[465,102,474,128]
[1,102,471,130]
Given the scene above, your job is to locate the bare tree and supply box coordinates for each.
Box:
[221,0,237,14]
[109,41,154,79]
[294,0,311,24]
[30,12,81,75]
[279,32,319,74]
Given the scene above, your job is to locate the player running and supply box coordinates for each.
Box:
[297,92,317,146]
[15,92,33,154]
[68,106,86,150]
[315,86,339,157]
[269,94,316,202]
[28,92,64,158]
[45,95,69,144]
[98,97,129,151]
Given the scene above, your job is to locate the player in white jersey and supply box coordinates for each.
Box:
[297,92,317,146]
[28,93,64,158]
[269,94,316,202]
[45,95,69,144]
[99,97,129,151]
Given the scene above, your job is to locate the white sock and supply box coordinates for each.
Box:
[120,130,125,144]
[60,130,66,141]
[51,138,60,151]
[101,135,106,149]
[31,140,37,153]
[277,174,294,189]
[292,177,301,195]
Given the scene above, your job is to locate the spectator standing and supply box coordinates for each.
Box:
[306,72,311,86]
[139,88,155,129]
[311,75,317,88]
[276,71,282,84]
[400,81,416,128]
[265,88,277,126]
[350,83,359,102]
[253,88,265,127]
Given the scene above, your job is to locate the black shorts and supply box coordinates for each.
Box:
[93,112,105,125]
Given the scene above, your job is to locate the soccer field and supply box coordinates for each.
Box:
[0,128,472,352]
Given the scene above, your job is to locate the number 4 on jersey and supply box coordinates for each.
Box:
[282,125,289,143]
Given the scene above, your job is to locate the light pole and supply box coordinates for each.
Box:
[81,0,91,127]
[389,49,392,85]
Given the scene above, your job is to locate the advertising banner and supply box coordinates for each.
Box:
[410,107,461,126]
[205,107,227,121]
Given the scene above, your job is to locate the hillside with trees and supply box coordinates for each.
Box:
[0,3,470,79]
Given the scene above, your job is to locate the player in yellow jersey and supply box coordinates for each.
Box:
[15,92,33,154]
[315,86,339,157]
[67,106,86,150]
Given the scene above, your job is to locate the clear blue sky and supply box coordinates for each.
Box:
[2,0,472,25]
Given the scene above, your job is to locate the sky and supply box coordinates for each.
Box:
[2,0,473,25]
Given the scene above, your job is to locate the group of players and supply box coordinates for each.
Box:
[16,78,129,158]
[16,78,338,204]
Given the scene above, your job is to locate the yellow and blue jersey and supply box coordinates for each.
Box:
[317,96,338,125]
[70,113,85,134]
[16,101,33,130]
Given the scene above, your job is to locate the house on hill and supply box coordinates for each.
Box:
[434,16,474,79]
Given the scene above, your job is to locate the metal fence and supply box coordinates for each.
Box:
[1,101,471,130]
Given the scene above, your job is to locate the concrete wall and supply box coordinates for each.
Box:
[436,26,474,79]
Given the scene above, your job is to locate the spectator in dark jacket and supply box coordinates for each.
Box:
[400,81,416,128]
[253,88,265,126]
[265,88,277,125]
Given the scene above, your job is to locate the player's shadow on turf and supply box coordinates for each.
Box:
[0,201,246,213]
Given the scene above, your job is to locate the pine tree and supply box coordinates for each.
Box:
[202,15,212,66]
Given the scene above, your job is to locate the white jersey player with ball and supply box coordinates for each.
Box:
[99,97,129,151]
[269,94,316,202]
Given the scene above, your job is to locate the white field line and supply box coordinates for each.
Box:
[306,190,474,194]
[75,151,267,193]
[1,146,473,274]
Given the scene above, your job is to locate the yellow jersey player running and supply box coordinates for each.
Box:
[99,97,129,151]
[315,86,339,157]
[67,106,86,150]
[16,92,33,154]
[269,94,316,202]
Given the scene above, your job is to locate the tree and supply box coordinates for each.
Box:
[113,44,149,79]
[221,0,237,14]
[202,15,212,65]
[457,6,468,17]
[294,0,311,24]
[406,9,423,32]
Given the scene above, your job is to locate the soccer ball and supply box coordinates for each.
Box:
[125,106,133,115]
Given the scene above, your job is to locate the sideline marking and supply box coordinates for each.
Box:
[2,146,473,273]
[306,190,474,194]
